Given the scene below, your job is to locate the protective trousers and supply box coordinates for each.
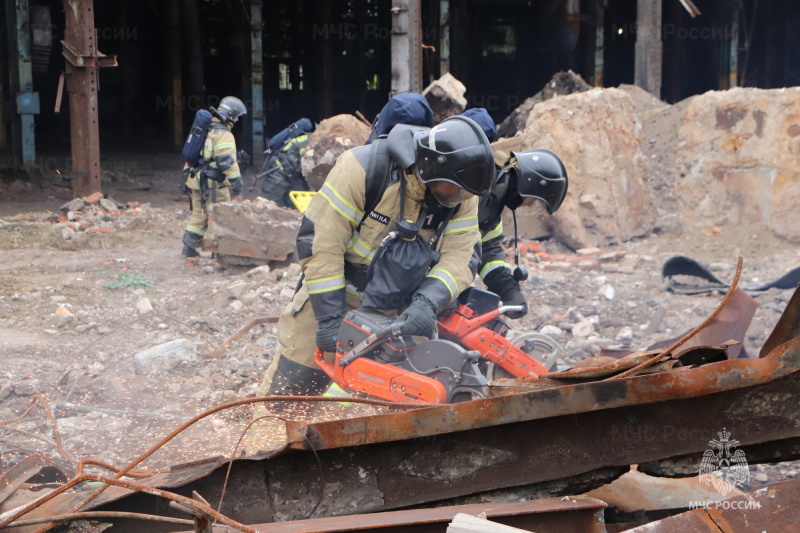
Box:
[184,184,231,241]
[254,282,362,415]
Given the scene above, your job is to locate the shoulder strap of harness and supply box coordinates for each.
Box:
[352,139,396,229]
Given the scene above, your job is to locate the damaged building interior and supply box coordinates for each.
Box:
[2,0,800,532]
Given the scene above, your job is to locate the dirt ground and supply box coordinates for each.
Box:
[1,154,799,495]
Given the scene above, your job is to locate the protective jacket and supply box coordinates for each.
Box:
[298,147,480,320]
[185,118,240,191]
[478,150,514,280]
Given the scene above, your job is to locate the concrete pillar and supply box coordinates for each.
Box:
[634,0,662,98]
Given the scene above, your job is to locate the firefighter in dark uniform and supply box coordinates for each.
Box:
[181,96,247,257]
[462,108,569,319]
[255,116,496,399]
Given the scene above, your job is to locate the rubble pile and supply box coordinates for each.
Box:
[300,114,371,190]
[496,88,655,249]
[497,75,800,246]
[43,192,143,241]
[423,72,468,124]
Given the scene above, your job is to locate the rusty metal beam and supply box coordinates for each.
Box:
[622,477,800,532]
[9,288,800,529]
[62,0,117,198]
[175,498,608,533]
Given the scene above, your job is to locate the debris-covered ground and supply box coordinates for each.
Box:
[1,161,798,495]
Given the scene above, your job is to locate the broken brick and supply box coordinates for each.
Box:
[577,247,602,256]
[83,191,104,204]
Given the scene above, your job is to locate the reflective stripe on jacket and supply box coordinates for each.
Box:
[299,148,480,320]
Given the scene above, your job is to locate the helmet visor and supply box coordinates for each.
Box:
[521,197,548,214]
[427,180,475,207]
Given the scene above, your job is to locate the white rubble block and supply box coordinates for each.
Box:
[598,284,616,300]
[539,325,564,337]
[136,297,154,315]
[572,319,596,338]
[616,326,634,344]
[226,280,248,300]
[246,265,271,278]
[133,339,196,375]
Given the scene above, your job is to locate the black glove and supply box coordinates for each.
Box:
[396,294,438,339]
[316,315,343,353]
[229,177,243,198]
[237,150,251,169]
[202,168,226,183]
[484,268,528,319]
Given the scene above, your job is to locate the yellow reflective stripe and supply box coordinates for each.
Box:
[481,221,503,242]
[319,183,364,225]
[427,268,458,301]
[186,225,205,236]
[323,383,351,398]
[347,235,376,260]
[215,142,236,150]
[226,171,241,179]
[443,215,479,236]
[307,275,346,294]
[282,134,308,151]
[345,285,363,298]
[480,260,510,278]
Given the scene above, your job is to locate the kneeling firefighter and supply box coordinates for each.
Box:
[461,108,569,320]
[181,96,247,257]
[255,115,495,399]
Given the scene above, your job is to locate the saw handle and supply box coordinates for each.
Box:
[337,322,402,367]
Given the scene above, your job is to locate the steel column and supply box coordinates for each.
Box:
[594,1,605,87]
[250,0,265,166]
[634,0,662,98]
[439,0,450,75]
[5,0,38,167]
[390,0,422,96]
[62,0,117,198]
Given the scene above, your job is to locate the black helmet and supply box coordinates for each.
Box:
[214,96,247,124]
[414,115,494,204]
[510,148,568,214]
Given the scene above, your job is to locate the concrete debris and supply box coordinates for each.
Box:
[136,297,153,315]
[495,88,656,249]
[423,72,468,124]
[12,379,40,396]
[300,114,372,190]
[133,338,196,375]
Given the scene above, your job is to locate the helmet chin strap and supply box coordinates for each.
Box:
[512,210,529,282]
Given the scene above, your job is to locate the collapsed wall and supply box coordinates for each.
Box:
[495,88,655,249]
[497,81,800,247]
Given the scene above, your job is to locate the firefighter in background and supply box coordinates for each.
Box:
[255,116,495,398]
[462,107,569,319]
[181,96,247,257]
[258,128,311,207]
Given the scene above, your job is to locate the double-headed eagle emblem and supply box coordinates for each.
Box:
[699,428,750,496]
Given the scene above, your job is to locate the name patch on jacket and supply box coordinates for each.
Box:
[368,210,390,225]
